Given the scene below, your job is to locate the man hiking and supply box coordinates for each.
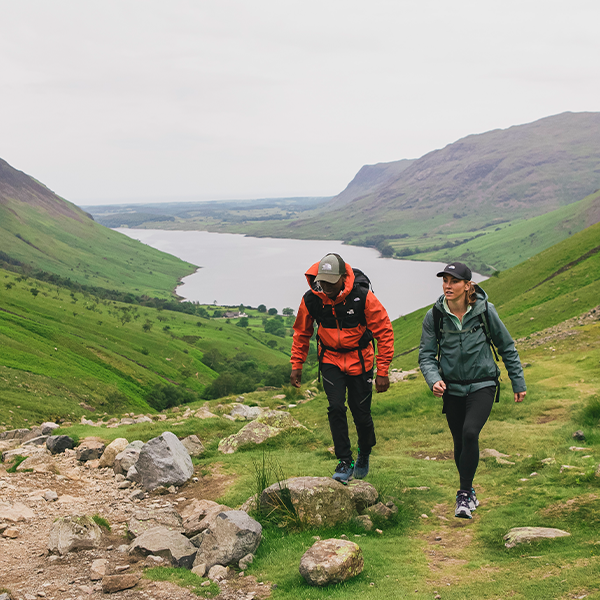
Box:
[290,253,395,482]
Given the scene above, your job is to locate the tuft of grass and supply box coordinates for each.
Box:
[6,454,28,473]
[91,514,111,531]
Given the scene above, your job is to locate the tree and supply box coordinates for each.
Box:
[268,307,278,316]
[257,304,267,313]
[142,320,153,332]
[282,307,294,316]
[30,287,39,298]
[264,318,286,337]
[236,317,249,328]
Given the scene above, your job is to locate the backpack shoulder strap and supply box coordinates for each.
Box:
[432,305,443,361]
[478,301,499,361]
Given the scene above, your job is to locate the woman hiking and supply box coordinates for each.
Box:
[419,262,526,518]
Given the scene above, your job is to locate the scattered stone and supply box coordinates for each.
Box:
[44,491,59,502]
[191,563,207,577]
[193,511,262,571]
[129,489,146,501]
[230,404,265,421]
[75,439,106,462]
[503,527,570,548]
[480,448,510,458]
[98,438,129,468]
[239,553,254,570]
[128,506,184,537]
[541,457,556,465]
[496,458,516,465]
[207,565,229,581]
[375,529,383,534]
[48,515,103,555]
[129,526,197,568]
[194,407,219,419]
[346,480,378,511]
[299,538,363,586]
[180,435,205,457]
[46,435,75,455]
[21,435,50,447]
[365,502,396,520]
[0,428,31,441]
[355,515,373,531]
[572,430,585,441]
[260,477,356,527]
[17,453,58,474]
[90,558,108,580]
[113,441,144,476]
[0,501,35,522]
[182,499,232,538]
[134,432,194,491]
[3,527,19,538]
[117,480,132,489]
[101,573,141,593]
[569,446,587,451]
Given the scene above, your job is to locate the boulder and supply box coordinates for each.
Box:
[3,445,48,463]
[101,574,141,593]
[128,506,184,537]
[230,404,265,421]
[90,558,108,580]
[46,435,75,455]
[299,538,364,586]
[355,515,373,531]
[346,480,378,512]
[113,440,144,475]
[260,477,355,527]
[48,515,103,555]
[503,527,570,548]
[40,422,60,435]
[98,438,129,468]
[17,453,58,474]
[0,501,35,522]
[76,439,106,462]
[21,435,49,447]
[0,428,31,441]
[134,432,193,491]
[180,435,205,457]
[218,421,282,454]
[129,526,197,568]
[194,407,218,419]
[364,502,396,520]
[192,510,262,571]
[182,499,232,538]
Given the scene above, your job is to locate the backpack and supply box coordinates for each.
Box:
[305,267,374,378]
[432,302,501,402]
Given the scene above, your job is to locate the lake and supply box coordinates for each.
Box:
[116,229,485,320]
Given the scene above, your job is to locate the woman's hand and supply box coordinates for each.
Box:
[514,391,526,403]
[432,380,446,398]
[290,369,302,388]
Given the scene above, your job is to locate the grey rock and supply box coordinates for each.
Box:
[365,502,396,520]
[40,422,60,435]
[22,435,49,446]
[135,432,193,491]
[260,477,356,527]
[113,441,144,475]
[0,593,12,600]
[129,526,197,568]
[182,499,232,538]
[44,491,59,502]
[346,480,378,511]
[129,489,146,501]
[76,440,106,462]
[230,404,265,421]
[46,435,75,455]
[239,553,254,570]
[572,430,585,441]
[98,438,129,468]
[193,510,262,570]
[126,464,141,483]
[101,574,141,593]
[0,428,30,441]
[90,558,108,580]
[17,452,57,474]
[207,565,229,581]
[504,526,570,548]
[128,507,184,538]
[48,515,103,555]
[299,538,364,586]
[355,515,373,531]
[191,563,207,577]
[181,435,205,457]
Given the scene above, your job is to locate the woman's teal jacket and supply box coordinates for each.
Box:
[419,286,526,397]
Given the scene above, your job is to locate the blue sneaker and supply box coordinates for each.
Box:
[455,490,473,519]
[353,452,370,479]
[469,488,479,511]
[332,460,354,482]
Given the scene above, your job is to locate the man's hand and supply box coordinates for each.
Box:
[290,369,302,388]
[514,391,526,403]
[432,380,446,398]
[375,375,389,393]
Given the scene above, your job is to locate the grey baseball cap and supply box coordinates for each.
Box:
[314,253,345,284]
[436,262,472,280]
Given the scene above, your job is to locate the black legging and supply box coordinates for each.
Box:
[444,386,495,491]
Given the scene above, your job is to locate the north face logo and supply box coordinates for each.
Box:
[347,309,355,315]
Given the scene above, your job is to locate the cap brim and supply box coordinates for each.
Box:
[315,273,342,284]
[436,270,468,279]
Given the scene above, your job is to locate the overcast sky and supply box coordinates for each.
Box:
[1,1,598,206]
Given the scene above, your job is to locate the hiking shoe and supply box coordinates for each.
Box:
[455,491,473,519]
[469,487,479,511]
[353,452,370,479]
[332,460,354,482]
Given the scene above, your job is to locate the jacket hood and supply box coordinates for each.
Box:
[305,261,355,304]
[434,284,488,316]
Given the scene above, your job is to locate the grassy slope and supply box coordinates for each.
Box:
[392,220,600,370]
[411,189,600,272]
[0,159,196,297]
[0,268,293,427]
[52,313,600,600]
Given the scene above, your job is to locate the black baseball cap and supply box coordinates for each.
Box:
[436,262,472,280]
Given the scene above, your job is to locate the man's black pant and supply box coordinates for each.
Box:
[443,386,495,491]
[321,362,376,463]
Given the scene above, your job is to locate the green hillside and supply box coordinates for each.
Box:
[0,157,196,297]
[0,268,295,428]
[392,220,600,370]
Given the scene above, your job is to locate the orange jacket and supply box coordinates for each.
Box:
[291,261,394,377]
